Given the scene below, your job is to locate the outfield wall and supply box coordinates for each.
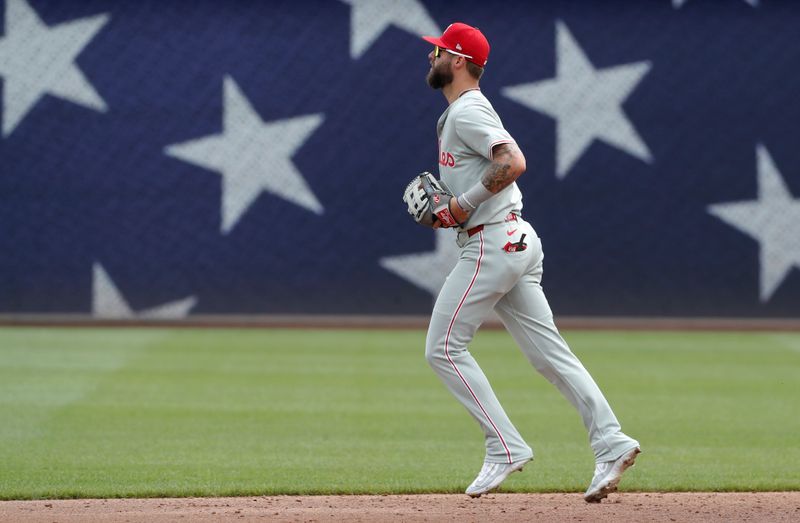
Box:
[2,0,798,319]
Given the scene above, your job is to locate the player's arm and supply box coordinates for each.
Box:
[449,142,527,223]
[483,142,527,191]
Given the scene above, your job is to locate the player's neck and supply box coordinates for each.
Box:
[443,79,480,105]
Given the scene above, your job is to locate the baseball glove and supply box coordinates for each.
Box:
[402,172,461,228]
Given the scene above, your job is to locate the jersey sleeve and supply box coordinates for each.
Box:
[454,100,515,160]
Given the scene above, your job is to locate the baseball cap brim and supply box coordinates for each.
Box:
[422,35,447,48]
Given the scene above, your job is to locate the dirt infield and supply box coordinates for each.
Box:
[2,492,799,522]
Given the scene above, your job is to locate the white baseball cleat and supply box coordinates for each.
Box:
[465,457,531,498]
[583,446,641,503]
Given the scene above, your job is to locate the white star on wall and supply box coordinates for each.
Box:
[92,263,197,319]
[339,0,440,60]
[673,0,758,8]
[708,145,800,302]
[165,76,324,234]
[501,20,652,179]
[0,0,109,137]
[379,229,459,297]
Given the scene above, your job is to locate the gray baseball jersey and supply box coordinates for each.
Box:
[425,89,639,468]
[436,90,522,229]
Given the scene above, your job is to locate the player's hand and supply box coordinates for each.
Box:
[448,196,470,225]
[403,173,467,228]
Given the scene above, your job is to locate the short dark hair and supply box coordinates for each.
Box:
[466,61,484,80]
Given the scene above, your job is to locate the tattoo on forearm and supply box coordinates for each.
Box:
[482,143,520,193]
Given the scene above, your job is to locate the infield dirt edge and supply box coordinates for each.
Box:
[2,492,799,522]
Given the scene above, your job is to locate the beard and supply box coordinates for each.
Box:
[426,62,453,89]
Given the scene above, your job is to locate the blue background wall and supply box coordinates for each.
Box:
[1,0,798,318]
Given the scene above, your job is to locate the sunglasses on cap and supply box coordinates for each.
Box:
[434,45,473,60]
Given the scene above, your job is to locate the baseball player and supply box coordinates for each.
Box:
[410,23,641,502]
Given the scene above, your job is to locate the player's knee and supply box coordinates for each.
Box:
[424,339,440,365]
[424,332,447,367]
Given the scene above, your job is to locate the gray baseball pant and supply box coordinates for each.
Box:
[425,217,638,464]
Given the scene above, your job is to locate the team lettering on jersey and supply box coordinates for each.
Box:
[438,140,455,167]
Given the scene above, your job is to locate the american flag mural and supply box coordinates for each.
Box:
[1,0,798,318]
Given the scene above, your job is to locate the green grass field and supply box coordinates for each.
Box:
[0,327,798,500]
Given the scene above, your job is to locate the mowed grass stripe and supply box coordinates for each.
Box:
[0,327,797,499]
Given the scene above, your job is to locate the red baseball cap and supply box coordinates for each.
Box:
[422,22,490,67]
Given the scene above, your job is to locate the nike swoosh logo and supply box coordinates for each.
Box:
[507,229,518,236]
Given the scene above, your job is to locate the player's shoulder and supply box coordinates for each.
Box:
[452,90,495,116]
[458,89,490,107]
[452,91,501,125]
